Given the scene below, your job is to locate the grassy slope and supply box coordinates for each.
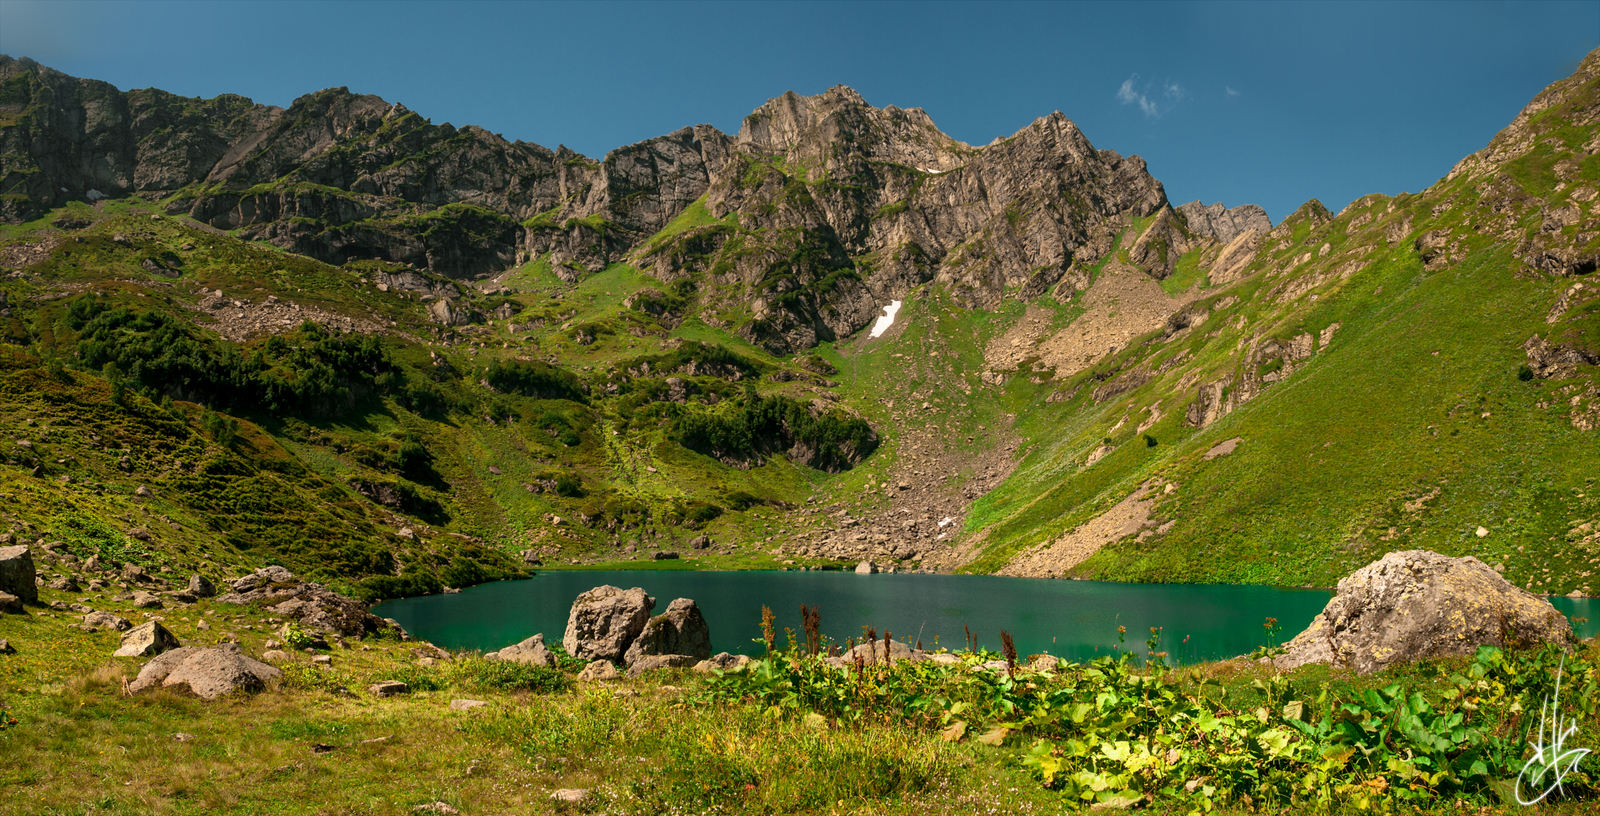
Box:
[949,65,1600,590]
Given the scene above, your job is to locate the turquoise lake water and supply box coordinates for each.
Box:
[373,571,1600,665]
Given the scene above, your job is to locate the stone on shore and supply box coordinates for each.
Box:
[488,633,556,667]
[623,598,711,666]
[1273,549,1576,674]
[563,585,654,663]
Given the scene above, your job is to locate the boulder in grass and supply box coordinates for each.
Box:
[576,659,620,682]
[693,652,753,673]
[1273,549,1577,675]
[489,633,556,667]
[0,545,37,604]
[0,639,15,655]
[0,591,21,615]
[130,644,282,699]
[83,611,131,631]
[562,586,654,663]
[369,681,409,697]
[625,653,698,678]
[114,620,181,657]
[187,574,215,598]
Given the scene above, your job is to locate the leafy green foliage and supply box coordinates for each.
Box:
[704,635,1600,811]
[66,297,419,419]
[675,387,877,472]
[483,358,585,402]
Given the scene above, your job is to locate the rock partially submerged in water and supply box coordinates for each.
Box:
[1274,549,1575,674]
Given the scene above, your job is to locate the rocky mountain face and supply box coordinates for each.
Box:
[0,51,1596,599]
[3,58,1211,354]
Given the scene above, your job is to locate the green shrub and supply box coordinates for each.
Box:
[484,359,586,402]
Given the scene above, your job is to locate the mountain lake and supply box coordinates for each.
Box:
[372,571,1600,664]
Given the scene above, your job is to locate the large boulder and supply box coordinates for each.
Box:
[562,586,655,663]
[0,545,37,604]
[129,644,282,699]
[623,598,712,666]
[1274,550,1576,674]
[114,620,181,657]
[488,633,556,667]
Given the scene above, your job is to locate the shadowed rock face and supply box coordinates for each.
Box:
[1273,550,1575,675]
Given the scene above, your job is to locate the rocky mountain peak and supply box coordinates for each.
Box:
[735,85,971,173]
[1175,201,1272,244]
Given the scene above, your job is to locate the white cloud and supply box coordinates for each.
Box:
[1164,81,1185,101]
[1226,86,1240,97]
[1116,74,1160,118]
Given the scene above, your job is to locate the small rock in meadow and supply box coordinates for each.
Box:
[131,590,163,609]
[114,620,181,657]
[550,788,589,803]
[262,650,292,662]
[84,610,131,631]
[0,591,22,614]
[0,639,15,654]
[693,652,753,673]
[412,803,459,815]
[173,733,194,742]
[196,619,210,630]
[310,654,332,665]
[450,699,488,711]
[626,653,698,678]
[369,680,409,697]
[577,659,620,681]
[47,576,79,592]
[187,574,215,598]
[491,632,556,667]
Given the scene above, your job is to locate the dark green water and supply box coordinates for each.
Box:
[376,572,1339,664]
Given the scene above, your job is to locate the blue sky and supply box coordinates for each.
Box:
[2,0,1595,221]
